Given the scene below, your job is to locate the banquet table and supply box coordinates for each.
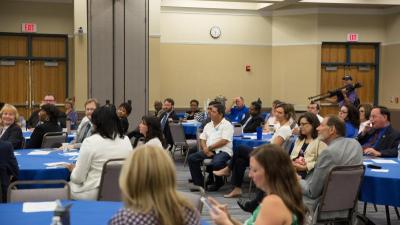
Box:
[23,131,75,144]
[232,133,272,151]
[15,148,77,182]
[0,200,210,225]
[181,121,201,137]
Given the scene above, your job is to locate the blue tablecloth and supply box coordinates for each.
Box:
[0,200,209,225]
[182,122,201,137]
[233,133,272,151]
[23,131,75,143]
[15,148,76,182]
[359,158,400,207]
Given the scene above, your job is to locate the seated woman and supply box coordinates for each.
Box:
[290,112,327,178]
[65,98,78,130]
[240,100,264,133]
[109,145,200,225]
[210,144,306,225]
[214,103,293,198]
[26,104,62,149]
[117,102,132,134]
[184,99,203,122]
[138,116,166,148]
[62,98,98,150]
[263,99,281,132]
[0,140,19,202]
[338,103,360,138]
[0,104,24,149]
[358,103,372,134]
[66,106,132,200]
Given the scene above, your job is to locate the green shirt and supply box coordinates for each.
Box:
[244,205,299,225]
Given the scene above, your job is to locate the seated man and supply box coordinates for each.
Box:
[188,103,233,191]
[300,115,363,213]
[225,96,249,123]
[357,106,400,157]
[26,94,67,129]
[159,98,179,148]
[307,101,324,123]
[240,100,264,133]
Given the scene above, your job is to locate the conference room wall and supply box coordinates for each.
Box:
[159,43,272,109]
[380,13,400,109]
[0,1,75,99]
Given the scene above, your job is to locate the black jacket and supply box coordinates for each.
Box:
[240,114,264,133]
[0,123,24,149]
[357,125,400,157]
[159,110,179,147]
[26,121,62,149]
[0,141,19,202]
[27,109,67,129]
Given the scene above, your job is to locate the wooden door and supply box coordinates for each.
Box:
[0,34,68,119]
[0,35,30,118]
[319,43,377,117]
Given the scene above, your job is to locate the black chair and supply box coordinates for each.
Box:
[41,132,68,148]
[313,165,365,224]
[169,122,197,166]
[97,158,125,201]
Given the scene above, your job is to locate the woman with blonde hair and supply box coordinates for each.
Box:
[0,104,24,149]
[109,145,200,225]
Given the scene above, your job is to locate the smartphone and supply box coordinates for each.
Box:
[367,164,382,169]
[200,197,215,212]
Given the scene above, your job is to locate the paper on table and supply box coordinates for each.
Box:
[14,152,21,156]
[28,150,51,155]
[363,161,373,165]
[243,135,256,140]
[61,152,79,156]
[371,169,389,173]
[44,162,70,167]
[371,159,398,164]
[22,201,57,213]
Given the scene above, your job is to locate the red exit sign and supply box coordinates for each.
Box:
[21,23,37,33]
[347,33,359,42]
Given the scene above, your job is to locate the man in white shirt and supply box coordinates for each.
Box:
[308,102,324,123]
[188,103,234,191]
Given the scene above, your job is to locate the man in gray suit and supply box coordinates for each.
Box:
[300,115,363,213]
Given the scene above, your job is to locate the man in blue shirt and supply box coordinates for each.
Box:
[358,106,400,157]
[225,96,249,123]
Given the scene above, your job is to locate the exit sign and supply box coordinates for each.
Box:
[22,23,37,33]
[347,33,359,42]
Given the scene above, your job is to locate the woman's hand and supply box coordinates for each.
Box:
[64,163,75,172]
[209,197,232,225]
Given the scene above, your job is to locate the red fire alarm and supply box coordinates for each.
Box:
[246,65,251,72]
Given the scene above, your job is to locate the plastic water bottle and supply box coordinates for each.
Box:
[19,116,26,131]
[50,216,62,225]
[397,143,400,161]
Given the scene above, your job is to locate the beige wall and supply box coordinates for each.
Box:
[380,13,400,109]
[159,43,272,108]
[318,14,386,42]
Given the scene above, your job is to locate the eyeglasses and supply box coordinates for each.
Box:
[299,122,310,127]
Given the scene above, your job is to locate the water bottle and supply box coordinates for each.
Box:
[397,143,400,161]
[50,216,62,225]
[19,116,26,131]
[256,126,263,140]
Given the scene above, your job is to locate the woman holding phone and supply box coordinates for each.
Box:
[209,144,306,225]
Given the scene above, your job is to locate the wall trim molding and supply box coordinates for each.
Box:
[272,42,321,46]
[382,41,400,46]
[150,34,161,38]
[160,40,272,46]
[161,5,400,17]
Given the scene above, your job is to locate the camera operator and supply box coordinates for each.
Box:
[327,75,360,107]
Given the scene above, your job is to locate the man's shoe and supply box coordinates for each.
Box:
[237,198,258,213]
[189,184,202,192]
